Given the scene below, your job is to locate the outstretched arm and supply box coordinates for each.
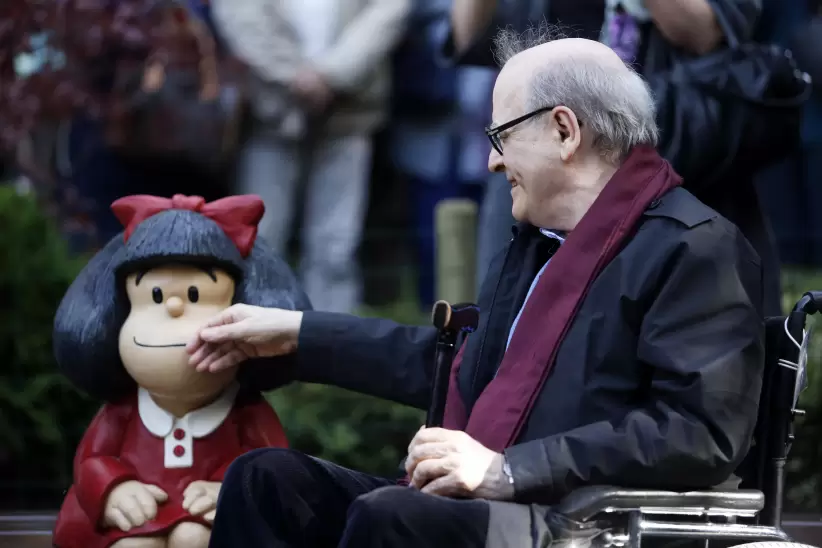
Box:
[297,312,438,410]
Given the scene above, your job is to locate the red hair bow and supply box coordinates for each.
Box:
[111,194,265,258]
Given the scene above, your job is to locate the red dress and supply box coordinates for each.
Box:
[53,384,288,548]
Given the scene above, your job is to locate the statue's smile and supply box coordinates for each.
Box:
[133,336,186,348]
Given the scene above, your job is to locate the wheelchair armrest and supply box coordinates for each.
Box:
[555,486,765,522]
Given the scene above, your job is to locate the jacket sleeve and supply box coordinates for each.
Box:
[74,403,138,525]
[210,0,303,85]
[503,224,765,502]
[296,311,438,410]
[314,0,412,92]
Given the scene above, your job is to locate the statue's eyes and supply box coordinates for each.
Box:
[188,286,200,303]
[152,287,163,304]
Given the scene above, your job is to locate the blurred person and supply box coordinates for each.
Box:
[389,0,483,308]
[447,0,788,316]
[192,35,763,548]
[211,0,411,314]
[447,0,607,287]
[758,0,822,267]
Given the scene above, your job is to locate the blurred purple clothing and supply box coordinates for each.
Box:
[608,11,641,63]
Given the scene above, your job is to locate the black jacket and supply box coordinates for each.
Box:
[289,187,765,503]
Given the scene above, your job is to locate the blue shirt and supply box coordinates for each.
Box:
[505,229,565,351]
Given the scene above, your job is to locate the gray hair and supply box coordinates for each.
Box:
[492,24,659,162]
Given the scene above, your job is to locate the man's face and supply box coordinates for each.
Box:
[488,63,580,228]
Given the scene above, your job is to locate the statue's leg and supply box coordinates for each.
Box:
[110,536,167,548]
[167,522,210,548]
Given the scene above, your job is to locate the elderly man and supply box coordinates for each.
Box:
[189,32,764,548]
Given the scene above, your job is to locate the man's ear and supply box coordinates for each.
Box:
[552,106,582,161]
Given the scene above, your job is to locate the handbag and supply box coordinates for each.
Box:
[645,4,812,188]
[103,3,246,178]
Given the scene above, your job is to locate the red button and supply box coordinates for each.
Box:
[173,428,185,440]
[173,445,185,457]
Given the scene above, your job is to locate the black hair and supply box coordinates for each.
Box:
[53,209,311,402]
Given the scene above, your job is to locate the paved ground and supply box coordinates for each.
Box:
[2,512,821,546]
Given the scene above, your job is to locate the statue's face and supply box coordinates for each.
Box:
[119,264,237,403]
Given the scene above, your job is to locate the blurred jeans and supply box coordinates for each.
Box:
[237,129,372,313]
[66,117,142,246]
[476,171,515,288]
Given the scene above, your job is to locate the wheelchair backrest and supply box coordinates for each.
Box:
[737,313,805,526]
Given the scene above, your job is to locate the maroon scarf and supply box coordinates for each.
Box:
[442,146,682,452]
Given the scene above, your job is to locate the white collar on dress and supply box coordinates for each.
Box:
[138,383,240,439]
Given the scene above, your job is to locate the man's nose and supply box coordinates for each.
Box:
[488,149,504,173]
[165,296,185,318]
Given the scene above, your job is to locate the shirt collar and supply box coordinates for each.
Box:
[511,223,566,243]
[138,382,240,439]
[539,228,566,242]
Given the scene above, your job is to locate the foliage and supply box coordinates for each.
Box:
[4,190,822,509]
[0,185,94,509]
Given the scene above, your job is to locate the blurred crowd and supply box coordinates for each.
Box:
[3,0,822,316]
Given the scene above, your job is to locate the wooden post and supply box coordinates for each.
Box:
[434,199,478,304]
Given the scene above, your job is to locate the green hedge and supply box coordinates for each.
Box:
[0,186,94,508]
[1,186,822,509]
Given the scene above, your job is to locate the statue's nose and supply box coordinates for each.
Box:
[166,296,185,318]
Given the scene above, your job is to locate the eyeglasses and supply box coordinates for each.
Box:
[485,105,582,155]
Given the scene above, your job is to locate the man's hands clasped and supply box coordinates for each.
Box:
[405,427,515,501]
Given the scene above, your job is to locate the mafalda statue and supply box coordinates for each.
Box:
[51,194,309,548]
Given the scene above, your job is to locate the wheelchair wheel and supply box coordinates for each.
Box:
[729,543,819,548]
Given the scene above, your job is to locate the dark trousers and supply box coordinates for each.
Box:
[209,448,491,548]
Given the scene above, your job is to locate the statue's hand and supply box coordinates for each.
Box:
[182,480,222,522]
[103,480,168,532]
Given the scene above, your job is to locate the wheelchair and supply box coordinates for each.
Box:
[549,292,822,548]
[430,293,822,548]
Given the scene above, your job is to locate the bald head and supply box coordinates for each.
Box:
[505,37,627,74]
[492,30,659,162]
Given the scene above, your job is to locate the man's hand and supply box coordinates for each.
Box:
[405,427,515,501]
[451,0,499,54]
[290,67,333,112]
[182,480,221,522]
[102,481,168,532]
[186,304,304,373]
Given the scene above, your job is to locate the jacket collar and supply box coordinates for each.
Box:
[138,383,240,439]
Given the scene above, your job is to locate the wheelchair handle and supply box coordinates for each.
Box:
[792,291,822,314]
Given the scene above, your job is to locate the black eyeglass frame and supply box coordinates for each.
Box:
[484,105,582,155]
